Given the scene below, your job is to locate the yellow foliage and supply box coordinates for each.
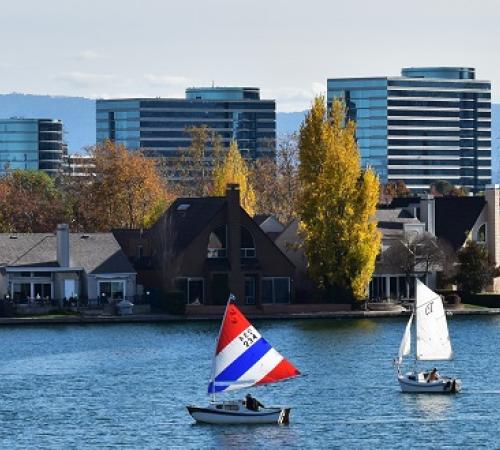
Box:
[297,98,381,300]
[213,140,256,215]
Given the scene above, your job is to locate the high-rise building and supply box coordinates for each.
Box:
[0,118,64,176]
[96,87,276,169]
[327,67,491,192]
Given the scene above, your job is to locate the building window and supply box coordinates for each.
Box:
[99,280,125,301]
[137,245,144,258]
[244,276,256,304]
[207,225,227,258]
[241,227,256,258]
[477,224,486,243]
[176,278,204,304]
[262,277,290,304]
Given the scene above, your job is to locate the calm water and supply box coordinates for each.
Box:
[0,316,499,449]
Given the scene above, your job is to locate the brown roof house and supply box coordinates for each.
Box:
[0,224,137,311]
[137,184,296,311]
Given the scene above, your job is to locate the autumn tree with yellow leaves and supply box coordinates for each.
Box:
[297,97,381,301]
[213,140,256,215]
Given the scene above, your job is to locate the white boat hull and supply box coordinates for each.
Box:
[398,373,461,394]
[187,401,291,425]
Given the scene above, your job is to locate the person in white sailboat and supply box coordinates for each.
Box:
[427,368,440,382]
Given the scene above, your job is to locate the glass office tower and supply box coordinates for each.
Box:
[0,118,64,175]
[96,87,276,168]
[327,67,491,192]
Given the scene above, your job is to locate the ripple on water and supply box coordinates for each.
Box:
[0,317,499,448]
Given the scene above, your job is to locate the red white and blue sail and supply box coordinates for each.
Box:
[208,300,300,394]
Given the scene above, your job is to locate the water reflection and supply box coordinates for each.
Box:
[412,394,454,416]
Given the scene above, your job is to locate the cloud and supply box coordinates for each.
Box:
[144,74,192,87]
[53,71,118,88]
[263,82,324,112]
[76,49,103,61]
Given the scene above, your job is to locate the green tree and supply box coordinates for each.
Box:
[297,97,381,301]
[455,240,497,295]
[213,140,256,215]
[430,180,468,197]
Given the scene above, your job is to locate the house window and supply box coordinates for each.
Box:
[477,224,486,243]
[244,276,256,304]
[262,277,290,304]
[99,280,125,301]
[176,278,204,304]
[241,227,256,258]
[207,225,227,258]
[137,245,144,258]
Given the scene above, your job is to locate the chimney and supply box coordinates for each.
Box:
[226,184,244,302]
[226,183,240,210]
[56,224,70,267]
[419,194,435,235]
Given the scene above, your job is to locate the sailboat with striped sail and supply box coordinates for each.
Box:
[187,295,300,424]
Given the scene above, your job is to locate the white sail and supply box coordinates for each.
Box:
[415,280,453,361]
[398,313,413,364]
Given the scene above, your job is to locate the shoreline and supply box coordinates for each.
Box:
[1,306,499,326]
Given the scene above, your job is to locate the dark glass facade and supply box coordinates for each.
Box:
[96,87,276,168]
[0,119,63,175]
[327,67,491,192]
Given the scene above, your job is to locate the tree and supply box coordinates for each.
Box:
[297,97,381,301]
[81,141,171,231]
[384,233,455,297]
[251,134,299,224]
[380,180,412,204]
[430,180,468,197]
[166,126,224,197]
[455,240,497,295]
[0,170,68,232]
[213,140,256,215]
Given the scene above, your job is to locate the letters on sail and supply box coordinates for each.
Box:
[415,280,453,361]
[208,303,300,394]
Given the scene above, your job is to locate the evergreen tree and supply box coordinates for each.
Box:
[213,140,256,215]
[297,97,381,300]
[455,240,496,295]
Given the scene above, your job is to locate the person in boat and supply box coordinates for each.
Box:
[427,368,440,382]
[245,394,264,411]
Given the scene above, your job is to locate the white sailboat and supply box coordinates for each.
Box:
[187,295,300,424]
[396,280,461,393]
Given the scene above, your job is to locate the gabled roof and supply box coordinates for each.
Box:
[435,196,486,251]
[254,214,272,225]
[0,233,135,274]
[157,196,226,253]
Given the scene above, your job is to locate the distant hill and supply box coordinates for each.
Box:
[277,111,306,136]
[0,93,95,153]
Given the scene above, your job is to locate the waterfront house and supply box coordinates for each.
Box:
[0,224,137,308]
[390,185,500,291]
[115,184,296,308]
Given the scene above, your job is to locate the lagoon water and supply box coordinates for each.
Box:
[0,316,499,449]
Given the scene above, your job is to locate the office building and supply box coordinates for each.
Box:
[62,153,95,177]
[327,67,491,192]
[96,87,276,171]
[0,118,64,176]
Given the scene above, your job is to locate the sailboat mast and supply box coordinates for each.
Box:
[210,293,234,402]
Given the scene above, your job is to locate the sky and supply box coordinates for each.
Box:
[1,0,499,112]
